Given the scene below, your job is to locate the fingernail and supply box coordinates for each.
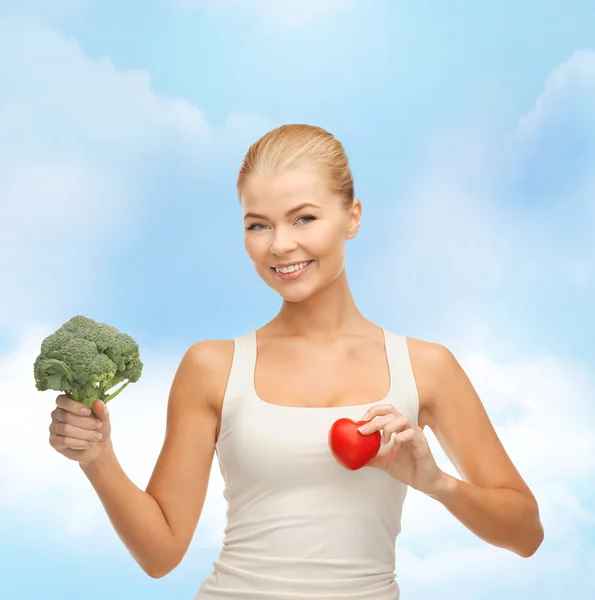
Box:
[82,408,91,416]
[358,425,368,433]
[362,412,370,421]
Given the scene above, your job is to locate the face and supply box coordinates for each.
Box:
[241,164,362,303]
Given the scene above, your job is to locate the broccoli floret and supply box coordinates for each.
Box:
[34,315,143,408]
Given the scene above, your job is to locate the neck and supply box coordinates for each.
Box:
[271,269,367,338]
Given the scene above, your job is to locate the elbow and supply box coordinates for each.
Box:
[145,563,176,579]
[145,566,170,579]
[516,507,545,558]
[518,523,544,558]
[142,553,183,579]
[147,570,169,579]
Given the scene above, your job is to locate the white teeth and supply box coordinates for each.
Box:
[275,261,311,274]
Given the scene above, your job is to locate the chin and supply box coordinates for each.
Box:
[260,273,320,303]
[276,286,318,303]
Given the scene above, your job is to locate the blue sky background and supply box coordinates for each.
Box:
[1,1,594,598]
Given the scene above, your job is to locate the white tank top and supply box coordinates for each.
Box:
[194,328,419,599]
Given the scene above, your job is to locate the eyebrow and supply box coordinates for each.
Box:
[243,202,322,221]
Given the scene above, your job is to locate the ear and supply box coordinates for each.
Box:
[346,199,362,240]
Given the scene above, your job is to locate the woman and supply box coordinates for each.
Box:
[48,124,544,599]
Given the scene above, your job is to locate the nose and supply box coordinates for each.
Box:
[269,226,298,256]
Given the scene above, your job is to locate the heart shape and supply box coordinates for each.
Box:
[328,418,381,471]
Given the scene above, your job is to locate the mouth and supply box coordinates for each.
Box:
[270,260,314,281]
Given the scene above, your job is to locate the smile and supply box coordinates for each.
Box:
[271,260,314,281]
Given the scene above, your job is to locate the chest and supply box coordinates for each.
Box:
[254,337,391,408]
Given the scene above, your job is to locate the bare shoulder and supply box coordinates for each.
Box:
[186,339,235,437]
[185,339,235,406]
[187,339,235,372]
[404,336,451,429]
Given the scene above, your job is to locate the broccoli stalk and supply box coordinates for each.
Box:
[34,315,143,409]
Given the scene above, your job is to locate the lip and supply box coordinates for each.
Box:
[272,260,312,268]
[271,260,314,281]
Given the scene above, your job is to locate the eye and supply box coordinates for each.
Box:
[246,222,268,231]
[297,215,317,224]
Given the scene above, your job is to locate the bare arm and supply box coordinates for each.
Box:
[421,342,544,557]
[80,340,232,577]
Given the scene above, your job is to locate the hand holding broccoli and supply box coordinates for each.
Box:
[49,394,112,465]
[35,315,143,465]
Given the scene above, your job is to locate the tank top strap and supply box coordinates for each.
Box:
[219,331,257,434]
[382,329,420,424]
[234,330,257,384]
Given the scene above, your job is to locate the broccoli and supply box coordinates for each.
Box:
[34,315,143,408]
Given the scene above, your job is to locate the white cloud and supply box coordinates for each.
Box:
[399,351,595,548]
[3,321,593,547]
[510,49,595,230]
[3,324,594,600]
[2,14,594,597]
[0,17,270,338]
[362,48,595,596]
[0,16,267,545]
[397,543,595,599]
[390,348,595,599]
[0,0,88,21]
[0,323,227,548]
[176,0,354,30]
[376,48,595,343]
[515,49,595,141]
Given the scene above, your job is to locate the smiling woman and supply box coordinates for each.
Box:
[238,126,362,305]
[52,124,543,600]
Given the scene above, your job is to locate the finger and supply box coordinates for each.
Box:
[56,394,93,416]
[50,421,103,443]
[90,399,110,423]
[361,403,401,421]
[380,417,417,444]
[394,428,416,443]
[51,421,104,443]
[358,413,410,439]
[50,433,98,451]
[358,414,394,434]
[52,407,102,431]
[394,427,430,459]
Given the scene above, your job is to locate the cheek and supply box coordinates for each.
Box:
[244,235,268,265]
[308,223,345,257]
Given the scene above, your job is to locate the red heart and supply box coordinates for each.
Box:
[328,418,381,471]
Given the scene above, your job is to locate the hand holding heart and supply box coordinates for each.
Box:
[329,404,445,495]
[328,418,381,471]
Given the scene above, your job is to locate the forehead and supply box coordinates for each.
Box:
[240,165,332,212]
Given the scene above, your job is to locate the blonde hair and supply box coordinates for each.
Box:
[236,124,355,208]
